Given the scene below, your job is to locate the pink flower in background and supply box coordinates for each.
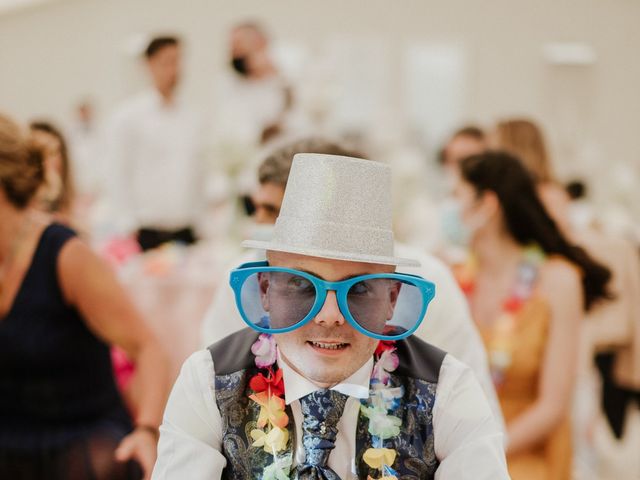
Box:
[111,346,135,391]
[101,236,141,267]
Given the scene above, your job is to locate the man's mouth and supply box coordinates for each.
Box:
[307,341,349,351]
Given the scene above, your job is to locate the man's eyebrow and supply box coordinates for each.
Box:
[294,268,378,282]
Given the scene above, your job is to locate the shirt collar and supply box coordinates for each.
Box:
[278,350,373,405]
[147,87,180,110]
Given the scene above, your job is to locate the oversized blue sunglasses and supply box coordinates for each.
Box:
[229,261,436,340]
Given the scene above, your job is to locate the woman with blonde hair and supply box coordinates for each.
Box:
[492,118,572,233]
[0,112,169,479]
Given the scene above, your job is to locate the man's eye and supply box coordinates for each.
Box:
[288,277,312,290]
[350,281,370,295]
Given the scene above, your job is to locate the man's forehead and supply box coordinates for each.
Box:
[265,250,395,278]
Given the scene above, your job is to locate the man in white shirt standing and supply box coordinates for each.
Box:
[153,153,509,479]
[106,36,203,250]
[210,22,311,152]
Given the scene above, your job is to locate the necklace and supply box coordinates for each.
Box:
[248,334,403,480]
[454,245,545,387]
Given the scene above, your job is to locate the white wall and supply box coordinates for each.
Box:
[1,0,639,209]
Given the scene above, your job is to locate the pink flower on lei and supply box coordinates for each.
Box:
[251,333,277,368]
[372,347,399,385]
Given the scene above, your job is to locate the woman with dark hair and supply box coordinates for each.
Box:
[493,118,640,458]
[0,112,169,479]
[449,150,611,480]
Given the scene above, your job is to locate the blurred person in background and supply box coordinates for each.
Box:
[200,137,505,430]
[440,125,487,176]
[31,120,146,411]
[492,118,640,460]
[435,126,488,262]
[105,36,204,251]
[29,121,75,224]
[210,21,305,149]
[66,99,105,202]
[449,150,612,480]
[0,113,170,479]
[491,118,570,234]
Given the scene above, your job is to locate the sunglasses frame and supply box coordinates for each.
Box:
[229,261,436,340]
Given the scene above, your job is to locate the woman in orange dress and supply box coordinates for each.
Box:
[449,151,612,480]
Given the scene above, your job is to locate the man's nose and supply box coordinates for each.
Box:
[314,290,346,327]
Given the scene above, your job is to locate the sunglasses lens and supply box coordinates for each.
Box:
[239,271,317,330]
[347,278,425,338]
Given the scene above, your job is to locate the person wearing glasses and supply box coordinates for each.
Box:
[152,154,509,479]
[200,138,504,431]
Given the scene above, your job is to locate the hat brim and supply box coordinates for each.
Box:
[242,240,421,267]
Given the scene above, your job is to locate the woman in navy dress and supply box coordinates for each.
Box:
[0,112,170,479]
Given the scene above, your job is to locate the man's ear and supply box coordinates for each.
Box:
[257,272,270,311]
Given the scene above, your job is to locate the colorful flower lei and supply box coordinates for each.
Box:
[248,334,291,475]
[454,245,545,388]
[361,340,403,480]
[247,334,403,480]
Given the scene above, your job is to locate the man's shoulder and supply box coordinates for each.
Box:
[394,243,455,287]
[395,335,447,384]
[207,328,260,376]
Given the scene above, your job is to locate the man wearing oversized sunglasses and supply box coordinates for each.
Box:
[201,138,502,427]
[153,154,509,479]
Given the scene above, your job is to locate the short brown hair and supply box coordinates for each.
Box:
[0,113,44,209]
[453,125,485,142]
[145,36,179,59]
[258,138,364,187]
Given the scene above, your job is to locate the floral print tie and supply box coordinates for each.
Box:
[296,389,349,479]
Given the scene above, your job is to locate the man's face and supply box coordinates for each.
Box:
[230,26,264,58]
[148,45,181,94]
[443,135,485,173]
[251,182,284,224]
[265,251,394,388]
[230,26,269,78]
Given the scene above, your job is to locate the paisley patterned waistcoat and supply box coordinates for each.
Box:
[209,329,446,480]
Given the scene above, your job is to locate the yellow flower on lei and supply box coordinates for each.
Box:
[363,447,397,469]
[250,426,289,454]
[249,391,289,429]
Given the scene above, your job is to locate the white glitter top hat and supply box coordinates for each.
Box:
[242,153,420,267]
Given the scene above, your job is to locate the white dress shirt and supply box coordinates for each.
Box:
[152,349,508,479]
[211,74,288,146]
[105,89,204,232]
[199,244,505,432]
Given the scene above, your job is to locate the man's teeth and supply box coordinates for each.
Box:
[311,341,347,350]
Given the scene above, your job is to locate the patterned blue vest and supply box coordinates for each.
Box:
[209,328,446,479]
